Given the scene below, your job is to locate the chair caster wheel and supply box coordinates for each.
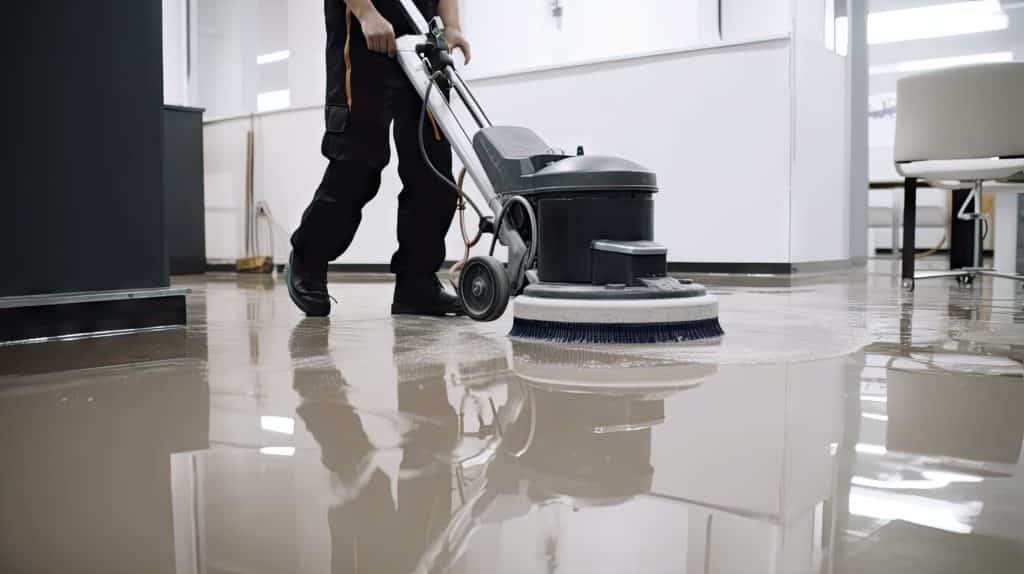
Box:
[957,275,975,287]
[901,278,915,291]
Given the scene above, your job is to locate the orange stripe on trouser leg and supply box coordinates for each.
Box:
[427,112,442,142]
[344,7,353,110]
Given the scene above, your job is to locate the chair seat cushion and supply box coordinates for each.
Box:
[896,157,1024,182]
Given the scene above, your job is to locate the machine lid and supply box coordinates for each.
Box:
[520,155,659,195]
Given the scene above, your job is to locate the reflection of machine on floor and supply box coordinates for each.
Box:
[420,351,849,574]
[489,364,701,507]
[407,343,715,572]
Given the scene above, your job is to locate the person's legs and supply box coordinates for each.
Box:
[291,160,383,264]
[389,84,461,316]
[287,51,393,316]
[287,157,386,317]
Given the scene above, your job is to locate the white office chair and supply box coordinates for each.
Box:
[894,62,1024,290]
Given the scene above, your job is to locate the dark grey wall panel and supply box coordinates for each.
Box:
[2,0,167,297]
[1017,194,1024,274]
[163,106,207,275]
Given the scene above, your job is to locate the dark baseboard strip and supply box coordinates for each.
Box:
[789,259,857,274]
[210,260,857,277]
[206,262,461,274]
[874,248,994,256]
[0,288,188,345]
[264,263,460,274]
[670,260,853,275]
[669,262,792,275]
[170,256,208,276]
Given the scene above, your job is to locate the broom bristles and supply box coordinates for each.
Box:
[510,318,724,345]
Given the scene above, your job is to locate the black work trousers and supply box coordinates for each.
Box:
[291,54,456,276]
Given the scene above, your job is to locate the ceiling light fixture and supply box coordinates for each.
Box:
[869,1,1008,45]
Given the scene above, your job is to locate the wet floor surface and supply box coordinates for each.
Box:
[1,260,1023,574]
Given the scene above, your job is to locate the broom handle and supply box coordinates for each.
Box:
[245,129,255,257]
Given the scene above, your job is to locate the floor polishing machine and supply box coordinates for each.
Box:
[397,1,722,345]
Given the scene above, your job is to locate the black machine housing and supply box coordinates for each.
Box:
[473,126,666,286]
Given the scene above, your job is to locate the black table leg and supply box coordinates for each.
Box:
[949,188,978,270]
[902,177,918,288]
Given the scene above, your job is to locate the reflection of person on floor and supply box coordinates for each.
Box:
[289,319,457,573]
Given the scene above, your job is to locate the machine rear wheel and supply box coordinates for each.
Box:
[459,256,511,322]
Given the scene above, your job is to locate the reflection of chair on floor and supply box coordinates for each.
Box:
[895,62,1024,289]
[885,364,1024,467]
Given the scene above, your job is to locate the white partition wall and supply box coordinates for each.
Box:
[789,0,853,264]
[464,40,794,266]
[192,0,854,271]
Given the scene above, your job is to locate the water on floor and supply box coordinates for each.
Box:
[1,260,1023,574]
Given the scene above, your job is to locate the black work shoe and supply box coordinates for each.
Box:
[285,251,331,317]
[392,274,465,317]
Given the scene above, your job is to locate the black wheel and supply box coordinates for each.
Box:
[459,256,511,322]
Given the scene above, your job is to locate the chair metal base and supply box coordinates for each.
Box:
[901,178,1024,291]
[903,268,1024,291]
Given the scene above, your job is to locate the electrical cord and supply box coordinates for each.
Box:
[450,168,484,282]
[419,70,485,219]
[419,68,496,290]
[489,194,538,284]
[419,67,537,288]
[255,200,276,264]
[914,232,947,259]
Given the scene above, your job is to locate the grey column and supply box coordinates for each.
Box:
[848,0,869,262]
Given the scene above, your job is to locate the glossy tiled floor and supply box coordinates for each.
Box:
[2,260,1023,574]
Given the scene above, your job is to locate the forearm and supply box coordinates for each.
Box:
[438,0,462,30]
[345,0,380,20]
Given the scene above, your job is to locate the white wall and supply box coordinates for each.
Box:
[469,42,794,265]
[202,39,795,265]
[722,0,792,39]
[163,0,188,105]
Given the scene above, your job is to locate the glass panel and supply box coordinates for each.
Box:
[461,0,708,79]
[867,0,1021,178]
[187,0,728,117]
[193,0,298,119]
